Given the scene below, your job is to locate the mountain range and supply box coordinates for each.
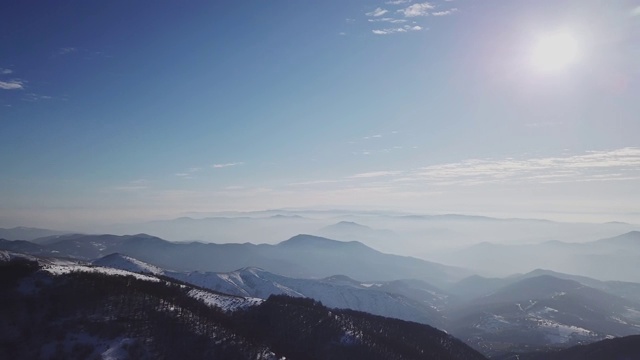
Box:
[0,233,472,287]
[94,253,449,328]
[446,274,640,356]
[431,231,640,282]
[0,251,486,360]
[2,230,640,357]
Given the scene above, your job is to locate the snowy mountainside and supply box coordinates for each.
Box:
[92,252,166,275]
[0,252,487,360]
[1,250,261,313]
[447,275,640,356]
[93,254,448,327]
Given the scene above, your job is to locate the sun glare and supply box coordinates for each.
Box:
[531,31,579,72]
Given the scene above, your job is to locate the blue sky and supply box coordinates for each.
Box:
[1,0,639,228]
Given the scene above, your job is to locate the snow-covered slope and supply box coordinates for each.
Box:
[92,253,166,275]
[188,289,262,311]
[91,254,448,327]
[448,275,640,356]
[2,251,261,314]
[175,268,448,326]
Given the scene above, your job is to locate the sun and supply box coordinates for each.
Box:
[531,31,579,72]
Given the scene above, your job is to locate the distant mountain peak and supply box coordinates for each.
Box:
[505,274,583,292]
[319,221,374,233]
[596,230,640,245]
[322,274,359,283]
[234,266,269,276]
[277,234,367,248]
[335,220,369,227]
[269,214,303,219]
[129,233,158,239]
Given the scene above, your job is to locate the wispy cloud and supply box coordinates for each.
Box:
[113,179,149,191]
[372,25,422,35]
[309,148,640,191]
[413,148,640,186]
[368,17,407,23]
[363,134,383,139]
[347,171,402,179]
[23,93,53,101]
[398,2,435,17]
[56,47,77,56]
[386,0,411,4]
[0,69,24,90]
[212,162,243,169]
[432,8,458,16]
[175,167,203,179]
[289,179,345,186]
[366,7,389,17]
[0,80,23,90]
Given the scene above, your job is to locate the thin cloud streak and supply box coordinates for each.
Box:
[347,171,402,179]
[372,25,422,35]
[0,80,23,90]
[366,7,389,17]
[368,18,408,23]
[56,47,77,56]
[398,2,435,17]
[212,162,243,168]
[414,148,640,186]
[432,8,458,16]
[323,148,640,189]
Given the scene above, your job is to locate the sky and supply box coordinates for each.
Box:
[1,0,639,229]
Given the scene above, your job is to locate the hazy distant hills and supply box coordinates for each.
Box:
[80,211,640,256]
[3,227,640,357]
[0,239,60,257]
[431,231,640,282]
[314,221,403,253]
[98,215,319,245]
[4,243,640,357]
[0,233,472,287]
[447,269,640,302]
[0,226,69,241]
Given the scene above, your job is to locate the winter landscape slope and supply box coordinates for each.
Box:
[92,252,640,357]
[446,275,640,356]
[94,253,448,328]
[0,252,486,360]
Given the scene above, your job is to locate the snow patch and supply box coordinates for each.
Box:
[101,338,136,360]
[93,254,165,275]
[41,264,160,282]
[188,289,262,312]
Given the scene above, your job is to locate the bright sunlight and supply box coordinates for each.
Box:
[531,31,579,72]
